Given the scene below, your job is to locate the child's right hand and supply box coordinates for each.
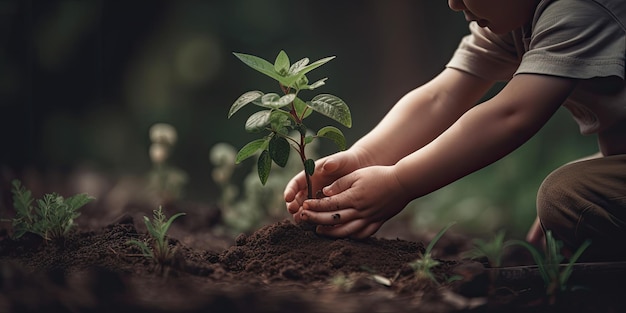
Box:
[284,149,368,222]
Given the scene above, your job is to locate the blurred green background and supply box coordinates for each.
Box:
[0,0,597,238]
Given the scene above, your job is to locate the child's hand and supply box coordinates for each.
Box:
[299,165,412,239]
[284,150,365,221]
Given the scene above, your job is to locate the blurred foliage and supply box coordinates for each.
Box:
[210,136,320,235]
[0,1,596,237]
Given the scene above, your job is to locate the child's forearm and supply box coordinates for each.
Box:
[350,69,491,166]
[392,74,575,199]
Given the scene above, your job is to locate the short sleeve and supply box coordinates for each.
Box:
[446,22,522,81]
[516,0,625,79]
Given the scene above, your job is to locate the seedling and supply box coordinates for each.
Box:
[464,229,511,268]
[127,206,186,266]
[409,222,456,284]
[147,123,188,204]
[509,230,591,297]
[228,50,352,199]
[8,179,94,241]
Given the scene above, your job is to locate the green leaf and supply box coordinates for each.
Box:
[143,215,157,238]
[509,239,550,284]
[233,52,284,83]
[307,78,328,90]
[127,239,154,258]
[229,91,263,118]
[258,150,272,185]
[304,158,315,176]
[245,110,272,132]
[308,94,352,127]
[290,56,335,77]
[235,139,267,163]
[258,93,296,109]
[274,50,290,76]
[425,222,456,254]
[304,135,314,144]
[561,239,591,286]
[282,55,335,88]
[234,52,335,89]
[269,110,291,133]
[293,97,312,120]
[294,75,309,90]
[288,57,309,75]
[64,193,94,212]
[161,212,186,237]
[269,136,290,167]
[317,126,347,150]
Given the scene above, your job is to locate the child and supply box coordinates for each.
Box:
[284,0,625,261]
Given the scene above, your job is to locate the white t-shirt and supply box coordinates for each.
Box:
[446,0,625,135]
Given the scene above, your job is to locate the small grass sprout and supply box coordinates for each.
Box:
[409,222,456,284]
[509,230,591,297]
[463,229,511,268]
[127,206,185,266]
[229,50,352,199]
[9,179,94,241]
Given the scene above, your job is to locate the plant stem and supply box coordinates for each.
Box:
[283,83,313,200]
[298,130,313,199]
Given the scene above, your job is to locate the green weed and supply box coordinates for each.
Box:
[510,230,591,297]
[127,206,186,266]
[9,179,94,240]
[409,222,456,284]
[464,229,511,268]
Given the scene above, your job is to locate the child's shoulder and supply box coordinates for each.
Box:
[535,0,624,27]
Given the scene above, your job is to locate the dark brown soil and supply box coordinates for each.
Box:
[1,204,626,313]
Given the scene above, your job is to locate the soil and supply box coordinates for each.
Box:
[1,200,626,313]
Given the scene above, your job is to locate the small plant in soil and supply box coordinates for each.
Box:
[409,222,456,284]
[127,206,186,267]
[147,123,188,204]
[464,229,511,268]
[8,179,94,241]
[510,230,591,300]
[228,50,352,199]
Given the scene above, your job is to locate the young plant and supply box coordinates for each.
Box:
[464,229,511,268]
[147,123,188,204]
[409,222,456,284]
[228,50,352,199]
[509,230,591,297]
[9,179,94,241]
[127,206,185,266]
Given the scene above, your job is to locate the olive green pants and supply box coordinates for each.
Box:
[537,154,626,261]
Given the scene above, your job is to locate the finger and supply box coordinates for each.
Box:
[286,201,300,214]
[303,193,354,212]
[284,171,306,202]
[350,222,382,239]
[287,190,308,214]
[300,208,358,226]
[316,219,368,238]
[292,210,303,223]
[321,173,353,197]
[321,157,340,173]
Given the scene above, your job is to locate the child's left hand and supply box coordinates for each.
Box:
[299,165,412,239]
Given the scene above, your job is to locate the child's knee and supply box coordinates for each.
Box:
[536,163,586,246]
[536,159,626,260]
[536,163,581,222]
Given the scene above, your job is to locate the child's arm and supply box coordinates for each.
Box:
[285,68,492,218]
[350,68,493,166]
[393,74,576,199]
[301,73,576,238]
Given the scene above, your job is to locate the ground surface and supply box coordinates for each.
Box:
[1,201,626,313]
